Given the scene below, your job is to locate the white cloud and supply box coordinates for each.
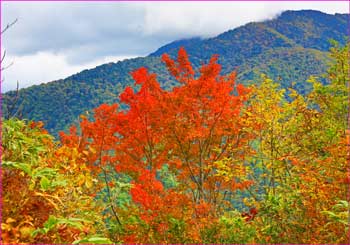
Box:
[140,1,348,38]
[1,52,136,92]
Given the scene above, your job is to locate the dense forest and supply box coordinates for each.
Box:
[2,10,348,136]
[2,42,349,244]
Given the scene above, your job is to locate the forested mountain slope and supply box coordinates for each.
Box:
[2,10,348,135]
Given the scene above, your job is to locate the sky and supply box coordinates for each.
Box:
[1,1,348,92]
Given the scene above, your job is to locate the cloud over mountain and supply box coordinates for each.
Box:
[1,1,348,92]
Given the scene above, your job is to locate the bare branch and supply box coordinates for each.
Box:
[1,19,18,73]
[1,61,14,72]
[1,18,18,35]
[1,18,23,119]
[1,50,6,63]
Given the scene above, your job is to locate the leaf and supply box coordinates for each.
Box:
[73,237,114,244]
[51,179,68,188]
[32,167,57,179]
[333,200,348,210]
[56,218,85,230]
[85,176,93,189]
[2,161,32,175]
[40,176,50,191]
[33,216,89,237]
[5,217,16,224]
[321,210,338,219]
[41,215,58,233]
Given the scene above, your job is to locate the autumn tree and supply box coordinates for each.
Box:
[240,42,349,243]
[60,48,253,243]
[1,119,111,244]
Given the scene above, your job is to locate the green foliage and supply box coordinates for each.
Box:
[32,215,88,235]
[321,200,349,230]
[72,237,114,244]
[157,164,178,188]
[2,119,53,163]
[217,211,256,244]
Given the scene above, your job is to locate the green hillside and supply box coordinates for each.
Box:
[2,10,348,135]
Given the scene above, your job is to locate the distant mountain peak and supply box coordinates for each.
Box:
[280,9,328,16]
[277,9,343,24]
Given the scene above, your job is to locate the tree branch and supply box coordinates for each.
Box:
[1,18,18,35]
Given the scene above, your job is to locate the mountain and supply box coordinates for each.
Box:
[2,10,348,135]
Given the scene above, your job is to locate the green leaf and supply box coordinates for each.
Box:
[56,217,90,230]
[51,179,68,188]
[43,215,59,232]
[32,168,57,179]
[2,161,32,175]
[73,237,114,244]
[34,216,89,236]
[333,200,348,210]
[321,210,338,219]
[40,176,51,191]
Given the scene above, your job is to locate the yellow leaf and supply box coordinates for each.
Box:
[20,226,35,238]
[85,177,93,188]
[6,218,16,224]
[1,223,11,231]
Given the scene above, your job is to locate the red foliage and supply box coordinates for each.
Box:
[242,207,258,222]
[59,48,253,243]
